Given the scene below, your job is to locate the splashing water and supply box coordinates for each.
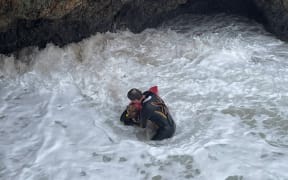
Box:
[1,14,288,180]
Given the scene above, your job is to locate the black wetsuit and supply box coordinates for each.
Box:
[121,91,176,140]
[140,91,176,140]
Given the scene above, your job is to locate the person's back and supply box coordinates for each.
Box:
[140,91,176,140]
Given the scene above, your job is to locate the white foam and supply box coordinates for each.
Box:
[1,14,288,180]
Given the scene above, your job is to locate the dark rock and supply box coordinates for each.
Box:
[253,0,288,41]
[0,0,288,54]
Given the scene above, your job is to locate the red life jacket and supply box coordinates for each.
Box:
[149,86,158,95]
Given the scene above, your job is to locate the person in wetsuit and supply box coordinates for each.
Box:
[120,87,176,140]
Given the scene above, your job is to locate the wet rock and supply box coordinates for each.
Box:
[1,0,288,54]
[225,175,244,180]
[119,157,127,162]
[253,0,288,41]
[102,155,112,162]
[0,0,123,54]
[80,170,87,176]
[152,175,162,180]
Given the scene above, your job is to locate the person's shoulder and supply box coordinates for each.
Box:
[142,92,154,105]
[143,90,158,99]
[143,91,153,96]
[142,96,157,112]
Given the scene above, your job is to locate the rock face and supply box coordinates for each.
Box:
[0,0,125,54]
[0,0,287,54]
[253,0,288,40]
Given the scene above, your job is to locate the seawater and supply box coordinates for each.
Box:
[1,14,288,180]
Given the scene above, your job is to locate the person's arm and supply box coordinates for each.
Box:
[141,106,169,129]
[139,106,150,128]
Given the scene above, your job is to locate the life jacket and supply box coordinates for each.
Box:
[149,86,158,95]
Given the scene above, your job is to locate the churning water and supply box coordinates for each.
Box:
[1,14,288,180]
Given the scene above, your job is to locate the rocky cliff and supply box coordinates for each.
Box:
[0,0,287,54]
[253,0,288,39]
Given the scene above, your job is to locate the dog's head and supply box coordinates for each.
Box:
[126,104,139,119]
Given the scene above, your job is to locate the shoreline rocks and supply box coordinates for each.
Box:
[0,0,288,54]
